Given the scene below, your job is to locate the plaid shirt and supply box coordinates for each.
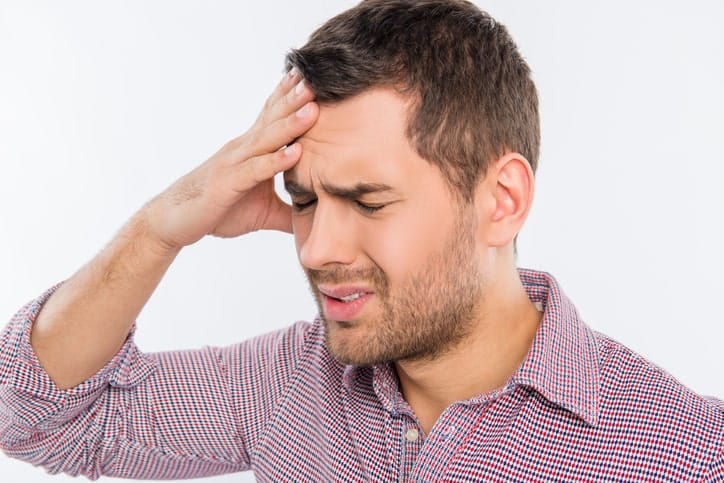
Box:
[1,269,722,481]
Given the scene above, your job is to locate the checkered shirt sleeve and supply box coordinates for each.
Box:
[0,286,310,480]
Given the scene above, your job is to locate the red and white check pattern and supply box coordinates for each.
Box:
[1,269,722,481]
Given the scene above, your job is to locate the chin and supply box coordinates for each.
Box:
[324,321,380,366]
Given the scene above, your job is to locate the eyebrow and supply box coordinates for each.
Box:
[284,179,396,200]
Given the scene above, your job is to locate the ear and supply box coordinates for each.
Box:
[474,152,535,248]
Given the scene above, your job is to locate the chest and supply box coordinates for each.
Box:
[249,384,704,482]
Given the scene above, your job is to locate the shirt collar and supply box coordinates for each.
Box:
[341,268,601,426]
[510,268,600,426]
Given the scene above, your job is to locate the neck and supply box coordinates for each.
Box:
[394,266,541,434]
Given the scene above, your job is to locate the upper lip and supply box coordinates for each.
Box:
[317,285,374,299]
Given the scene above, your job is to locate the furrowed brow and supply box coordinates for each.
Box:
[320,181,395,200]
[284,180,396,200]
[284,180,314,197]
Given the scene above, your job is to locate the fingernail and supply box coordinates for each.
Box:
[296,103,311,117]
[284,143,298,156]
[294,80,305,96]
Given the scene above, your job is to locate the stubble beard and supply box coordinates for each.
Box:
[305,213,484,366]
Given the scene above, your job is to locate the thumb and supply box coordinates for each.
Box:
[264,196,294,233]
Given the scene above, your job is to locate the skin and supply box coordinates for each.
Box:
[30,69,319,390]
[30,73,541,436]
[285,89,483,366]
[286,88,543,434]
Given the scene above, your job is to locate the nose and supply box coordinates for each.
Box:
[297,201,357,270]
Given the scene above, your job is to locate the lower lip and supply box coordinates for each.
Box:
[322,293,372,321]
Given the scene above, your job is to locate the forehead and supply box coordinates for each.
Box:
[284,88,432,189]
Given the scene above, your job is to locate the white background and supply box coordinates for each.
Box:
[1,1,722,481]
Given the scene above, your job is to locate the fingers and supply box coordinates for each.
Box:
[229,141,304,194]
[244,71,318,156]
[255,101,320,156]
[265,76,315,123]
[264,68,301,110]
[259,68,314,130]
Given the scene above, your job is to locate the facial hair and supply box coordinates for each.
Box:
[304,211,484,365]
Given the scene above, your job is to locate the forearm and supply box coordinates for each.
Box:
[26,70,314,391]
[30,211,180,390]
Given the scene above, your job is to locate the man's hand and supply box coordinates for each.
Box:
[143,69,318,252]
[29,70,318,390]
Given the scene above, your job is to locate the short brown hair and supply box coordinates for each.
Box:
[286,0,540,202]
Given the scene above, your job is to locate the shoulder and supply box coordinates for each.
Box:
[229,318,329,370]
[595,331,722,415]
[593,331,723,466]
[234,318,342,380]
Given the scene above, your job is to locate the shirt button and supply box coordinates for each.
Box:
[405,428,419,442]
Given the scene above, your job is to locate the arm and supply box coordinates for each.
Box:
[1,291,312,480]
[29,215,179,391]
[30,69,317,391]
[0,69,319,477]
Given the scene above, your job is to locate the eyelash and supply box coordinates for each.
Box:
[355,201,385,214]
[291,199,385,214]
[292,199,316,211]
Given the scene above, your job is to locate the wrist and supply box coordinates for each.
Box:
[123,211,183,261]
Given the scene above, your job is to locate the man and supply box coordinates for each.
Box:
[1,0,722,481]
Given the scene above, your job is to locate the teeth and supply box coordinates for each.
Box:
[340,292,364,302]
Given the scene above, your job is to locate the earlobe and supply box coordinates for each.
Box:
[478,153,535,247]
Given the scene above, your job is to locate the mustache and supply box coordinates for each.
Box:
[305,266,388,289]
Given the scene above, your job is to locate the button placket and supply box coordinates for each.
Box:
[407,404,482,482]
[398,418,424,482]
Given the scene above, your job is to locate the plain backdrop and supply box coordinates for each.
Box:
[1,1,722,481]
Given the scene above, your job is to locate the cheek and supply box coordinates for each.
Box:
[361,206,454,280]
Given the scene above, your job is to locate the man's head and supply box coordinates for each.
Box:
[283,0,539,365]
[286,0,539,202]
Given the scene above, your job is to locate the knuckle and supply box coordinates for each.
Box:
[284,88,296,106]
[243,129,262,152]
[285,112,301,131]
[222,135,243,152]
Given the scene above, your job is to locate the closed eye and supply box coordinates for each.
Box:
[291,198,386,214]
[292,198,317,211]
[355,201,385,214]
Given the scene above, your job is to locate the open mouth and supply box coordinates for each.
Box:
[318,289,373,321]
[334,292,366,303]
